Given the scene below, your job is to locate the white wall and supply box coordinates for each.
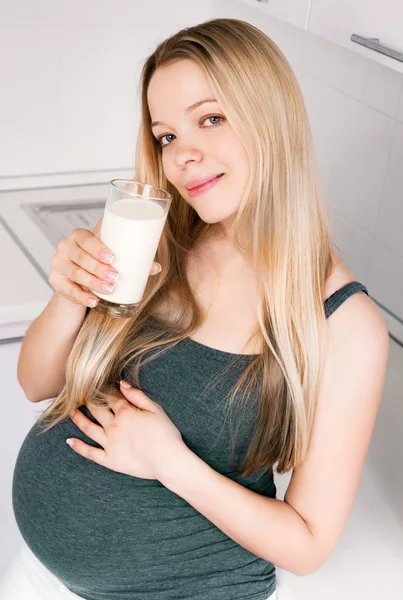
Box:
[0,0,213,176]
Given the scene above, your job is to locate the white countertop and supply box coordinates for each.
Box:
[0,168,133,341]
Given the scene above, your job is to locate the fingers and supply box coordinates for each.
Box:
[71,226,115,266]
[48,221,163,309]
[66,437,107,466]
[92,216,103,238]
[69,409,108,447]
[48,229,119,307]
[112,398,133,416]
[86,403,115,427]
[150,262,162,275]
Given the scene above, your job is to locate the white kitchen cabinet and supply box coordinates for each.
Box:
[231,0,403,75]
[308,0,403,74]
[0,340,43,575]
[233,0,311,30]
[0,218,52,340]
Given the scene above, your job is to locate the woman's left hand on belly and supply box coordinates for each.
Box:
[66,380,188,481]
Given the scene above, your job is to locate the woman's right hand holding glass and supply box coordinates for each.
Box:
[47,217,162,308]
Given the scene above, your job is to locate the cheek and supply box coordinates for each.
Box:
[161,154,176,184]
[220,133,248,169]
[233,137,249,165]
[234,145,250,186]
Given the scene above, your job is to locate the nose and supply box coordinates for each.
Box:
[174,144,204,168]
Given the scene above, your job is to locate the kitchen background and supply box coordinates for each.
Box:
[0,1,402,599]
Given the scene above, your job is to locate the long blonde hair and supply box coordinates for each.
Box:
[36,18,335,476]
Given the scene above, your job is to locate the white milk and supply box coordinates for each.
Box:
[91,197,167,305]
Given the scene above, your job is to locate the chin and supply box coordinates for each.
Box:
[196,211,232,225]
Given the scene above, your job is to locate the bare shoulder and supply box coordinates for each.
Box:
[323,249,357,300]
[324,251,389,375]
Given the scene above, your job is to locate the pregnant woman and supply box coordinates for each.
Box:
[1,17,389,600]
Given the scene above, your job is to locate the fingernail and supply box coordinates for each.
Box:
[66,438,74,448]
[155,263,162,273]
[105,270,119,283]
[101,251,114,264]
[120,380,131,388]
[101,282,114,293]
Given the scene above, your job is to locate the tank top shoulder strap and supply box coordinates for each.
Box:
[324,281,369,319]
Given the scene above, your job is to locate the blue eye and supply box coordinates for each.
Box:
[157,115,225,148]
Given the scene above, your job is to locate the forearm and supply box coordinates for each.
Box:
[18,292,87,403]
[161,449,316,576]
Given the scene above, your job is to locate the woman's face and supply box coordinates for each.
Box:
[147,59,249,235]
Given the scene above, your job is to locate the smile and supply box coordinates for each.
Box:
[187,174,224,197]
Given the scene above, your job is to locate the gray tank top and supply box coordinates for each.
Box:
[12,281,368,600]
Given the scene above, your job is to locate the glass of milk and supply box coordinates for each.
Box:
[90,179,172,318]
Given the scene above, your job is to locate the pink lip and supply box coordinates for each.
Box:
[185,173,224,190]
[187,174,224,197]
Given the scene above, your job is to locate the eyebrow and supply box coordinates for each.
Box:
[151,98,218,129]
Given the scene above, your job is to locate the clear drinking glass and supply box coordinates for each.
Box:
[90,179,172,318]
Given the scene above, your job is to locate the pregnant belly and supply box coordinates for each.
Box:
[11,408,207,594]
[12,408,276,599]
